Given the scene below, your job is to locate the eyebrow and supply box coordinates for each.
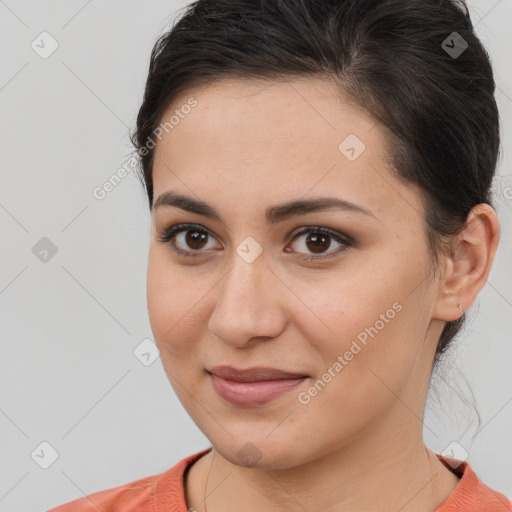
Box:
[152,191,376,225]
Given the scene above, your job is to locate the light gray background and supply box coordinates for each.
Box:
[0,1,511,511]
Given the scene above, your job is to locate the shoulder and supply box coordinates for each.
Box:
[435,454,512,512]
[46,473,159,512]
[47,448,212,512]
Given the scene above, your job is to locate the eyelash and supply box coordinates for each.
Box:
[155,223,353,261]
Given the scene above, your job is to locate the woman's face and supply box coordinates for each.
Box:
[147,77,445,468]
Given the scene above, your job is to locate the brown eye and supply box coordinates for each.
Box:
[184,229,209,250]
[172,228,220,254]
[288,227,352,260]
[304,232,331,253]
[156,223,222,258]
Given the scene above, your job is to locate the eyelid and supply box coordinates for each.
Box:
[288,225,354,245]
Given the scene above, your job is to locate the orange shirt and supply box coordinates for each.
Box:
[47,448,512,511]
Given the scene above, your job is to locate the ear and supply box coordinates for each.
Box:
[432,203,500,322]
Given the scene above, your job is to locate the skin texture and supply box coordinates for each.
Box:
[147,77,500,512]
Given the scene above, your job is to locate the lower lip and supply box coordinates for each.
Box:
[210,373,308,406]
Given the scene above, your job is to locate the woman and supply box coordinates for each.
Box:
[49,0,511,510]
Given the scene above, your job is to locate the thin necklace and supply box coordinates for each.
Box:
[203,448,215,512]
[201,447,443,511]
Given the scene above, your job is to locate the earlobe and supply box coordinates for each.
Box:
[431,203,500,322]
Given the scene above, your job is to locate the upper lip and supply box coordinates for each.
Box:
[208,365,309,382]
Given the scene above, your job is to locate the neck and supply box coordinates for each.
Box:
[185,414,460,512]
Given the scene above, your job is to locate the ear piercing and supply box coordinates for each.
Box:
[458,304,464,317]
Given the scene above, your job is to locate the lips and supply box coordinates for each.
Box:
[207,366,310,406]
[208,365,309,382]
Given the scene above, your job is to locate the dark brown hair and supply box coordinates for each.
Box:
[130,0,500,366]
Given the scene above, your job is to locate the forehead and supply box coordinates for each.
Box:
[151,77,423,222]
[157,76,379,151]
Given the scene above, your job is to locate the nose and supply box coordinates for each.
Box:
[207,251,287,348]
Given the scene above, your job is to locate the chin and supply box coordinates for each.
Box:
[208,434,311,470]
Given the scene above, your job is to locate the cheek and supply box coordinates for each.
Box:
[292,250,429,384]
[146,246,208,360]
[294,282,404,380]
